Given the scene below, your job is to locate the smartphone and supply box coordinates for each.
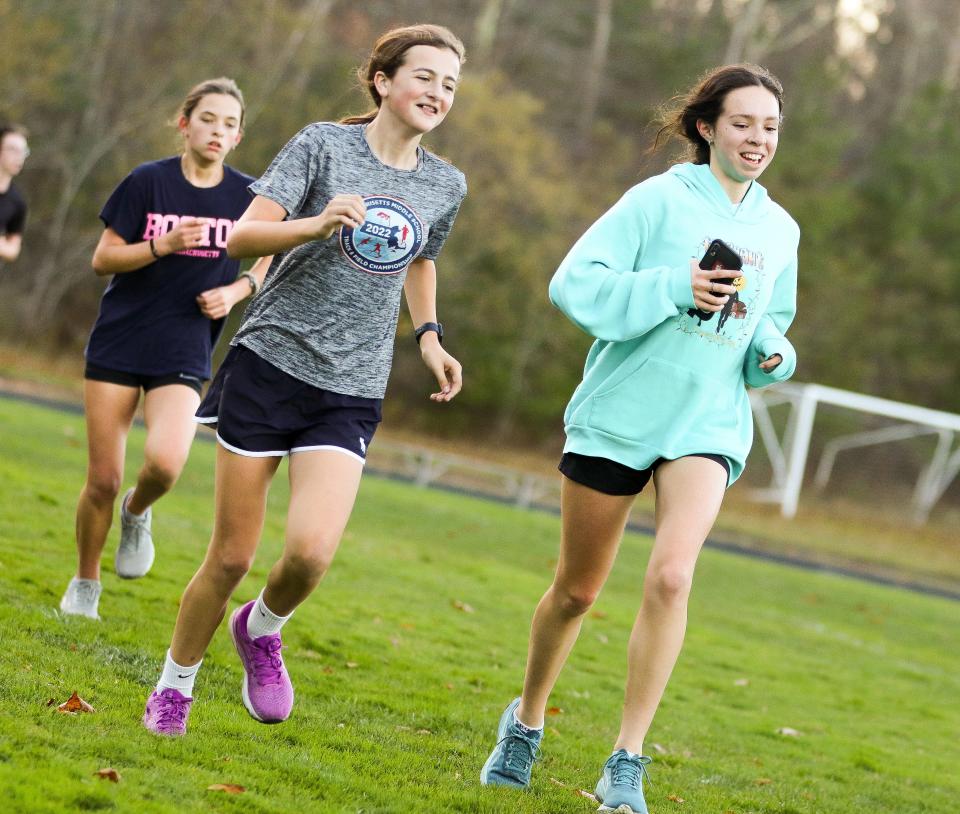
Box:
[688,239,743,323]
[700,238,742,277]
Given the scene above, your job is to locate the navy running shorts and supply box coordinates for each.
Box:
[85,363,204,396]
[559,451,730,496]
[196,344,382,461]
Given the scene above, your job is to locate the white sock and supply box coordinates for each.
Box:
[156,650,201,696]
[513,710,543,734]
[246,590,292,639]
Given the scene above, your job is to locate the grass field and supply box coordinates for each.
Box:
[0,394,958,813]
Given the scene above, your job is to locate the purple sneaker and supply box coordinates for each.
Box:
[229,600,293,723]
[142,688,192,736]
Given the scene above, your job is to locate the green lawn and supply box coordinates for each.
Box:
[0,395,957,813]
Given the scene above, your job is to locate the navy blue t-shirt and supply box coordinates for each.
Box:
[85,157,254,379]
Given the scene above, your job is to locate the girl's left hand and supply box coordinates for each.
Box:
[420,338,463,402]
[758,353,782,371]
[196,280,245,319]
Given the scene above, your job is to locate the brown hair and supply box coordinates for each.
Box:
[341,24,465,125]
[175,77,246,131]
[652,64,784,164]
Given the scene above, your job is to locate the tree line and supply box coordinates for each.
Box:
[2,0,958,447]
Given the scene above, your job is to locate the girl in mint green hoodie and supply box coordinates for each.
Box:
[481,65,798,812]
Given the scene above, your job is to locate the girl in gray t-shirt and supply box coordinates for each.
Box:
[143,24,467,736]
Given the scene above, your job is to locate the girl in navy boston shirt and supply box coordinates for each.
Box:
[59,78,271,620]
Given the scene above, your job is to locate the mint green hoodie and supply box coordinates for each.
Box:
[550,162,799,484]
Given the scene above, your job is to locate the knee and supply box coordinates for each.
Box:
[85,468,122,504]
[280,547,333,586]
[645,563,694,606]
[208,551,254,588]
[141,455,183,492]
[553,583,600,618]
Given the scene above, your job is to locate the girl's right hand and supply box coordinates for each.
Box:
[156,216,209,254]
[690,259,742,312]
[311,194,367,240]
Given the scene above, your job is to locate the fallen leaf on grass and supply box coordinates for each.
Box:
[94,768,120,783]
[322,666,335,674]
[207,784,245,794]
[733,678,749,687]
[547,706,563,716]
[667,794,685,803]
[45,698,56,707]
[452,599,475,613]
[596,633,609,644]
[649,743,667,755]
[57,691,95,714]
[590,610,608,619]
[416,729,432,735]
[577,789,598,801]
[755,778,773,786]
[776,727,802,737]
[549,777,566,787]
[345,661,358,669]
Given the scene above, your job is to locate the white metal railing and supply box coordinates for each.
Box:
[750,382,960,524]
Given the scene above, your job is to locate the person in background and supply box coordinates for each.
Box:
[0,124,30,264]
[59,78,271,621]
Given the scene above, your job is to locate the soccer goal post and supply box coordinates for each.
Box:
[749,382,960,524]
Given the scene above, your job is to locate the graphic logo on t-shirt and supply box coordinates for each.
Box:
[339,195,424,274]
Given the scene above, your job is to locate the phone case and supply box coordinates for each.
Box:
[689,239,743,323]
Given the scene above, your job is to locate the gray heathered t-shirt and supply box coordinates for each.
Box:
[233,122,466,398]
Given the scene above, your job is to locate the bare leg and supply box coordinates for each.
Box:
[613,456,727,754]
[75,380,139,580]
[125,384,201,515]
[516,476,635,728]
[262,450,364,616]
[169,445,280,666]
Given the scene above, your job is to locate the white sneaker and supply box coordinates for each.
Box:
[116,487,155,579]
[59,578,102,619]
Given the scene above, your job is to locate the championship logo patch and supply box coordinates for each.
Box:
[339,195,425,275]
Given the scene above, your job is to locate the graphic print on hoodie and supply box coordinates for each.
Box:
[548,162,800,484]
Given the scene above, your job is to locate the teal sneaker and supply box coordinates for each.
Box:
[480,697,542,789]
[595,749,652,813]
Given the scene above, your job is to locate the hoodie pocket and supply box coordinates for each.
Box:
[585,357,717,444]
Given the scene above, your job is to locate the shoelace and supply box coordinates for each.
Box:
[156,692,190,727]
[250,637,285,685]
[611,753,652,789]
[123,509,149,531]
[498,730,542,778]
[74,581,99,605]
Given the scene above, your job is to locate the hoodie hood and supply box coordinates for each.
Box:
[668,162,770,224]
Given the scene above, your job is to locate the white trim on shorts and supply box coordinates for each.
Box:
[195,415,218,425]
[215,432,289,458]
[214,434,367,464]
[290,444,366,464]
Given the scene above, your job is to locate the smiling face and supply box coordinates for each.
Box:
[374,44,461,135]
[178,93,243,166]
[699,85,781,201]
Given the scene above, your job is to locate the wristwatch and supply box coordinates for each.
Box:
[414,322,443,345]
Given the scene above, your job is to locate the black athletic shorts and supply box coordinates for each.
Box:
[559,451,730,496]
[84,363,204,396]
[196,344,381,461]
